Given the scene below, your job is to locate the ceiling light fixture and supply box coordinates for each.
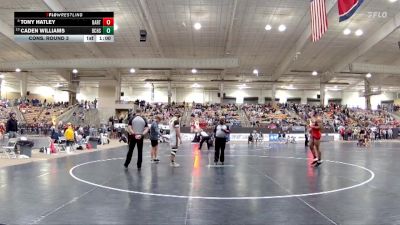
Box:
[253,69,259,75]
[343,28,351,35]
[366,73,372,78]
[192,83,200,88]
[278,24,286,32]
[130,68,136,73]
[191,68,197,74]
[355,29,363,36]
[265,24,272,31]
[389,0,398,3]
[72,69,78,74]
[144,82,152,88]
[312,71,318,76]
[15,68,21,73]
[194,22,202,30]
[239,83,247,89]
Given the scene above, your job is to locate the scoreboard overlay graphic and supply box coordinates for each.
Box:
[14,12,114,42]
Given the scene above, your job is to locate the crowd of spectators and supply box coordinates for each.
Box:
[0,97,399,142]
[392,104,400,113]
[108,102,186,132]
[242,103,303,129]
[240,102,399,140]
[50,121,100,143]
[286,103,399,140]
[134,102,186,126]
[190,103,241,129]
[79,99,97,110]
[0,98,73,138]
[0,105,15,125]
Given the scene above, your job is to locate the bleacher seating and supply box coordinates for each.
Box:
[19,105,42,125]
[0,98,397,138]
[38,106,72,125]
[190,104,241,129]
[242,104,302,129]
[0,106,14,125]
[140,103,186,125]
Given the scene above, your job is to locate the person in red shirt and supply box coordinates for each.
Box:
[309,117,323,166]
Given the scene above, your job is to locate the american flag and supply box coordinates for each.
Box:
[310,0,328,42]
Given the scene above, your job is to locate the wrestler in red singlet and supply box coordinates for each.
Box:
[311,122,321,140]
[310,119,323,166]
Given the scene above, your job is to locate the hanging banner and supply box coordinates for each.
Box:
[338,0,364,22]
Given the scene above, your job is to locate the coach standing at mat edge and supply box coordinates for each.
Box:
[124,109,149,170]
[6,112,18,138]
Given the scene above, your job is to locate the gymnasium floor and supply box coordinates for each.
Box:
[0,141,399,225]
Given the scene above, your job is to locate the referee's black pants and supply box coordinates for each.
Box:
[124,136,144,168]
[214,137,226,163]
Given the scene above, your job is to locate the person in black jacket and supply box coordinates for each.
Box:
[50,127,60,142]
[6,112,18,138]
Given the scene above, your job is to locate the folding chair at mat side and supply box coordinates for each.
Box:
[55,137,67,153]
[1,138,18,159]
